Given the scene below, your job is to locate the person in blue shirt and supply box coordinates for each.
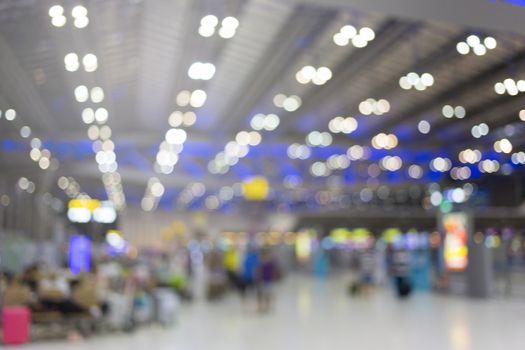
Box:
[241,244,259,298]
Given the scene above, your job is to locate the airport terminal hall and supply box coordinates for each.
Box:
[2,0,525,349]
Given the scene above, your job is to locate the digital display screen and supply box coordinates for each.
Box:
[443,213,469,271]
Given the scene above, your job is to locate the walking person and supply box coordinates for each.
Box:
[256,249,278,313]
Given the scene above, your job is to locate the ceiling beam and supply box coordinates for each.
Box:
[292,0,525,35]
[367,47,525,137]
[279,19,418,133]
[217,5,337,132]
[0,33,60,134]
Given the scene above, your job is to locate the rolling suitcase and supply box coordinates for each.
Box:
[154,288,179,326]
[397,277,412,298]
[2,306,31,344]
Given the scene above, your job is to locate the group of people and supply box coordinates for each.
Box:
[1,259,185,338]
[0,265,108,323]
[351,245,415,298]
[210,245,281,313]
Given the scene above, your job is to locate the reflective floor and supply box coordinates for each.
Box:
[11,276,525,350]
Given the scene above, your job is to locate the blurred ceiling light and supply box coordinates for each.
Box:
[95,107,109,123]
[74,16,89,29]
[328,116,358,134]
[169,111,183,127]
[49,5,66,27]
[74,85,89,102]
[250,114,265,130]
[347,145,364,160]
[442,104,466,119]
[30,138,42,149]
[458,148,482,164]
[282,95,302,112]
[82,108,95,124]
[494,78,525,96]
[399,72,434,90]
[417,120,431,134]
[5,109,16,121]
[430,157,452,172]
[183,111,197,126]
[519,109,525,121]
[188,62,216,80]
[359,98,390,115]
[176,90,191,106]
[49,5,64,17]
[494,138,513,154]
[71,6,87,18]
[176,89,207,108]
[99,125,112,140]
[222,16,239,30]
[20,126,31,138]
[51,15,67,27]
[235,131,251,146]
[450,167,472,181]
[201,15,219,28]
[408,164,423,179]
[333,25,375,47]
[310,161,331,177]
[380,155,402,171]
[30,148,41,161]
[102,140,115,152]
[39,157,50,170]
[64,53,79,72]
[248,131,261,146]
[296,66,332,85]
[199,15,238,39]
[87,125,100,140]
[371,133,398,150]
[273,94,286,108]
[511,151,525,164]
[205,195,220,210]
[165,128,187,144]
[219,27,236,39]
[306,131,332,147]
[471,123,489,138]
[90,87,104,103]
[190,89,207,108]
[457,35,497,55]
[329,154,351,170]
[478,159,500,173]
[251,113,280,131]
[82,53,98,72]
[199,25,215,37]
[287,143,311,160]
[219,16,239,38]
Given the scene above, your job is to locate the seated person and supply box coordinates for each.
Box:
[2,276,36,308]
[38,271,71,302]
[72,273,104,316]
[22,265,43,293]
[38,271,85,315]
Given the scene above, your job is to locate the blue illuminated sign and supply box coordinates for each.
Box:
[69,235,91,275]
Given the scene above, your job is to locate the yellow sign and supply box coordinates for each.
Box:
[68,199,101,212]
[242,176,269,201]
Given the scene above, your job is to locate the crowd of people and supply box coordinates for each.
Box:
[0,259,180,339]
[0,241,284,341]
[1,233,432,344]
[207,244,282,312]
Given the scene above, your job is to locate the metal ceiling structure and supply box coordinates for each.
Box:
[1,0,525,212]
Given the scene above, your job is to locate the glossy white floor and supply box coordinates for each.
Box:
[10,275,525,350]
